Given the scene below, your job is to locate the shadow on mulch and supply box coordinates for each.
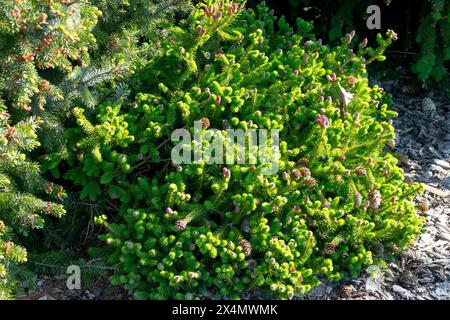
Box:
[16,276,128,300]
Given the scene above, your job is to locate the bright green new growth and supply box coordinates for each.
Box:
[0,106,65,298]
[55,0,423,299]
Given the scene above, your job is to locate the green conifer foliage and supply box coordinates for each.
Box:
[411,0,450,83]
[0,221,27,299]
[91,0,193,68]
[265,0,450,87]
[0,105,65,298]
[0,3,195,297]
[57,0,423,299]
[20,0,194,157]
[0,0,101,112]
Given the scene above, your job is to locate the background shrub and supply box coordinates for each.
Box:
[255,0,450,91]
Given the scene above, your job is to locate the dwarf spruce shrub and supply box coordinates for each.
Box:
[58,0,423,299]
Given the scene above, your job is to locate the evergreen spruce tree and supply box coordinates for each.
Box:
[0,0,101,112]
[0,1,193,298]
[0,104,65,298]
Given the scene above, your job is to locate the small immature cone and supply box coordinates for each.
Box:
[339,285,353,298]
[197,26,206,36]
[389,30,398,41]
[305,177,316,187]
[418,202,428,212]
[387,140,395,148]
[316,114,330,128]
[292,169,301,180]
[45,182,54,194]
[346,33,353,44]
[45,201,53,213]
[347,76,356,85]
[324,242,336,255]
[354,193,362,208]
[38,13,48,25]
[355,166,367,176]
[200,117,210,129]
[300,167,311,178]
[368,189,382,210]
[213,11,222,21]
[322,200,331,208]
[239,239,252,256]
[215,95,222,106]
[223,167,231,179]
[175,220,187,231]
[298,157,308,166]
[326,73,337,82]
[5,241,13,255]
[165,207,174,215]
[361,38,368,48]
[389,244,398,253]
[302,53,308,65]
